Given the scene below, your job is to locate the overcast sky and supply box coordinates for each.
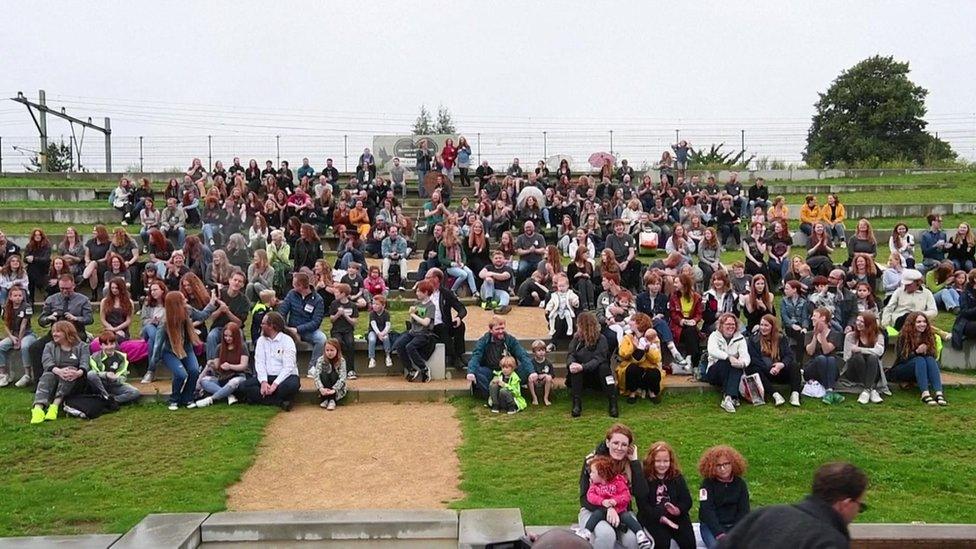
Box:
[1,0,974,170]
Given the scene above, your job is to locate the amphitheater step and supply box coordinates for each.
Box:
[458,508,525,549]
[199,510,458,546]
[111,512,209,549]
[0,534,121,548]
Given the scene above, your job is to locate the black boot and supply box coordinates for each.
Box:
[571,396,582,418]
[608,392,619,418]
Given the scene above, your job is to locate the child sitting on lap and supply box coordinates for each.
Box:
[577,455,652,548]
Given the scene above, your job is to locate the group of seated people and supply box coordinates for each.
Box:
[567,423,867,549]
[0,152,970,422]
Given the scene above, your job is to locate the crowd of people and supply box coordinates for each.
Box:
[562,424,868,549]
[0,144,969,423]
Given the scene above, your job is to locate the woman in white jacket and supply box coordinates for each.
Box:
[705,313,761,414]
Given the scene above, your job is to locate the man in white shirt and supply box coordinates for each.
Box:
[244,311,300,411]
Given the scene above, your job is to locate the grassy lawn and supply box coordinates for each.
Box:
[0,390,276,537]
[451,388,976,525]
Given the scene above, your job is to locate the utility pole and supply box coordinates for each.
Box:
[139,136,144,172]
[543,131,547,159]
[276,135,281,165]
[675,129,679,143]
[609,130,614,156]
[741,129,745,153]
[343,135,348,172]
[10,89,112,172]
[208,135,213,170]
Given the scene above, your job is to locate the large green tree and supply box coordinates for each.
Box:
[804,55,955,167]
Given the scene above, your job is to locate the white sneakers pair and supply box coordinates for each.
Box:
[368,357,394,369]
[320,400,337,410]
[721,395,737,413]
[858,390,884,404]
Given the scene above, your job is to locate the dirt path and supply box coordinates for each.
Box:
[227,402,463,510]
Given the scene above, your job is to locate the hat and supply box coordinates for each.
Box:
[901,269,923,285]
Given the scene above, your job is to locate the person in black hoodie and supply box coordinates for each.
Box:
[747,314,802,407]
[634,441,696,549]
[576,424,644,549]
[698,445,750,548]
[720,462,868,549]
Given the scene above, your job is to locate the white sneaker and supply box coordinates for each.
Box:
[167,403,179,411]
[773,392,785,406]
[368,358,376,369]
[194,397,213,408]
[869,389,883,403]
[574,528,593,542]
[227,394,238,406]
[0,374,9,387]
[858,390,870,405]
[141,372,154,384]
[385,356,393,367]
[14,374,31,388]
[635,530,652,549]
[326,400,336,410]
[720,396,736,413]
[120,220,128,226]
[63,404,88,419]
[790,391,801,407]
[347,371,358,380]
[320,400,330,408]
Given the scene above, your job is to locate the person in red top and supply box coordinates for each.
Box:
[578,455,652,548]
[440,138,458,182]
[363,266,388,299]
[669,271,704,372]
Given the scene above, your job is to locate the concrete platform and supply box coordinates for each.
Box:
[0,534,120,549]
[200,509,458,544]
[458,509,525,549]
[111,512,209,549]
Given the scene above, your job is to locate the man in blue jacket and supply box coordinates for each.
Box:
[919,213,947,275]
[466,316,536,396]
[277,272,326,375]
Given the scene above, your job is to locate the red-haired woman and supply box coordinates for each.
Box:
[697,445,750,548]
[635,441,696,549]
[192,321,249,408]
[24,228,51,298]
[157,290,216,410]
[841,311,887,405]
[668,272,703,371]
[887,311,947,406]
[100,277,133,342]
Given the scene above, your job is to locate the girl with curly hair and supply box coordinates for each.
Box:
[697,445,750,548]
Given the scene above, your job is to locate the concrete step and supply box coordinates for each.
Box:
[0,534,121,548]
[200,510,458,546]
[458,508,525,549]
[111,512,209,549]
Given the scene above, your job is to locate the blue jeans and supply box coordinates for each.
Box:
[202,223,220,245]
[953,259,976,272]
[166,227,186,247]
[367,331,392,359]
[200,374,245,400]
[139,226,152,245]
[142,324,160,372]
[935,288,960,310]
[479,279,510,307]
[447,266,476,293]
[699,522,721,549]
[542,208,551,226]
[891,356,943,393]
[205,327,224,360]
[651,317,674,344]
[300,329,327,373]
[417,169,428,197]
[162,349,200,405]
[516,258,540,285]
[0,333,37,376]
[340,250,366,272]
[825,222,846,244]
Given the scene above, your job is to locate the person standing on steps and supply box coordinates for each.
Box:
[425,268,468,371]
[466,315,536,396]
[566,312,618,418]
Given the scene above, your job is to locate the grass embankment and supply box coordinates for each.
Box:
[452,389,976,525]
[0,390,276,536]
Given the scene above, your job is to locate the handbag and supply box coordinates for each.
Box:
[738,372,766,405]
[639,230,659,250]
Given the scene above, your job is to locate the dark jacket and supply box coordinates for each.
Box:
[434,285,467,327]
[952,286,976,349]
[277,289,325,336]
[719,495,850,549]
[747,334,796,373]
[633,472,693,526]
[567,334,610,375]
[699,476,750,537]
[578,441,644,510]
[636,291,669,319]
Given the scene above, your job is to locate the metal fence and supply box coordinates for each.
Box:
[1,124,974,174]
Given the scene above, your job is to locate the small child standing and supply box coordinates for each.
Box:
[808,276,837,318]
[545,274,580,336]
[729,262,751,296]
[363,265,388,302]
[86,332,141,404]
[489,356,526,414]
[367,295,393,368]
[578,455,652,548]
[329,283,359,379]
[529,340,554,406]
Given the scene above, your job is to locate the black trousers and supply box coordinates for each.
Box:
[624,364,662,394]
[433,321,465,368]
[645,516,697,549]
[239,374,300,406]
[566,363,616,399]
[331,329,355,373]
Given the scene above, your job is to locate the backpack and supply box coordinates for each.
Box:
[387,262,402,290]
[62,393,120,420]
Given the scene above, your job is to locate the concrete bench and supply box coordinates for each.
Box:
[458,508,525,549]
[110,512,208,549]
[0,534,120,548]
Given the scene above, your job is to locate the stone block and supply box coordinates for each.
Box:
[458,508,525,549]
[200,509,458,543]
[111,512,209,549]
[0,534,119,548]
[428,343,446,380]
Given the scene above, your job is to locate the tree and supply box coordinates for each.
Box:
[804,55,956,167]
[413,105,433,135]
[27,140,73,172]
[435,105,456,134]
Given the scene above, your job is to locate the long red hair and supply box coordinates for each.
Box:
[218,322,245,366]
[164,291,200,358]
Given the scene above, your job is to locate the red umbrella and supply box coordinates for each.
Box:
[588,152,615,168]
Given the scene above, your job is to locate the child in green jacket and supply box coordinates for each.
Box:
[489,356,526,414]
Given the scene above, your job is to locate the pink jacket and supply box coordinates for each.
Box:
[586,474,632,514]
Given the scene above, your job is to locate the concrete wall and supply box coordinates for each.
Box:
[786,203,976,220]
[0,188,100,201]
